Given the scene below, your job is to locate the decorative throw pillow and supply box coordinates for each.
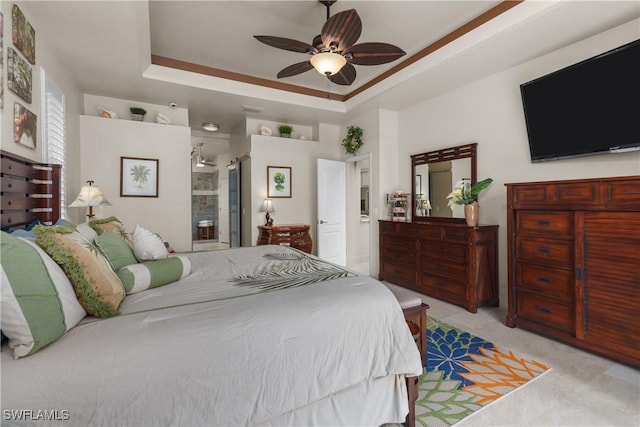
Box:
[76,222,98,242]
[96,231,139,271]
[1,232,86,359]
[89,216,132,246]
[33,224,125,318]
[131,225,169,261]
[117,256,191,294]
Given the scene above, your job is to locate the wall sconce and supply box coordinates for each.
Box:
[68,180,112,220]
[260,199,275,226]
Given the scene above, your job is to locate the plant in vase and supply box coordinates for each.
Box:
[446,178,493,226]
[278,125,292,138]
[130,107,147,121]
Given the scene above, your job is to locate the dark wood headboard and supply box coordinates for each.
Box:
[1,150,61,231]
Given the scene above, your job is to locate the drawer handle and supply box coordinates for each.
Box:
[565,191,581,195]
[538,307,552,314]
[537,277,551,283]
[622,191,640,195]
[536,220,551,226]
[537,248,551,254]
[437,248,448,253]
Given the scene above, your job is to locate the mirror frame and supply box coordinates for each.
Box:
[411,142,477,223]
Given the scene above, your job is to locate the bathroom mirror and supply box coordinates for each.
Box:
[411,143,477,222]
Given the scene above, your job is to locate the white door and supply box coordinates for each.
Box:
[317,158,346,265]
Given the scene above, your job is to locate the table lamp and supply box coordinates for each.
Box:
[260,199,275,226]
[69,180,112,220]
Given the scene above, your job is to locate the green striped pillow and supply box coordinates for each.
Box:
[0,232,86,359]
[117,256,191,294]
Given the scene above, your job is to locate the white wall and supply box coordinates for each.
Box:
[397,19,640,308]
[79,115,192,251]
[1,1,84,221]
[246,132,341,251]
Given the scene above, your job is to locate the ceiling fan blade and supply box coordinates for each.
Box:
[329,63,356,86]
[277,61,314,78]
[253,35,315,53]
[321,9,361,52]
[345,42,406,65]
[312,34,325,51]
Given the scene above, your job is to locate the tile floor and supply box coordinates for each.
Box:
[192,240,229,252]
[382,282,640,426]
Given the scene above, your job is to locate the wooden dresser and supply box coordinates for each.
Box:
[378,220,499,313]
[256,224,312,254]
[506,176,640,367]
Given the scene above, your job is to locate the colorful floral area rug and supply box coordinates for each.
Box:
[415,317,549,427]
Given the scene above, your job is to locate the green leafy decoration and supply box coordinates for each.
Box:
[231,251,355,291]
[416,370,481,427]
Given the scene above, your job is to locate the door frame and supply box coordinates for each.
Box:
[345,152,372,275]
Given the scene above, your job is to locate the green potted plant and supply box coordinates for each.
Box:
[446,177,493,226]
[342,126,364,155]
[130,107,147,121]
[278,125,292,138]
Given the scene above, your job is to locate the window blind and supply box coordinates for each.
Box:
[42,70,66,217]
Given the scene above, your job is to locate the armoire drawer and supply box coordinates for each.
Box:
[516,211,573,237]
[604,180,640,205]
[516,236,573,267]
[516,291,575,334]
[554,182,599,203]
[516,263,574,302]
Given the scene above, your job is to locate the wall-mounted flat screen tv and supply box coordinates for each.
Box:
[520,38,640,162]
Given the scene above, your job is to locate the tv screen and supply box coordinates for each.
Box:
[520,39,640,162]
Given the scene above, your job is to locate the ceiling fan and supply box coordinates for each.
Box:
[254,0,406,85]
[193,143,216,168]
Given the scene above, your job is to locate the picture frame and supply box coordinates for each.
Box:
[120,157,159,197]
[267,166,292,198]
[7,47,32,104]
[14,102,37,149]
[12,4,35,65]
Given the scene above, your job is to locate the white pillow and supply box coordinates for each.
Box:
[132,225,169,261]
[76,222,98,242]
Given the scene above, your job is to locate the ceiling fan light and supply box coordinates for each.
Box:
[202,123,219,132]
[310,52,346,76]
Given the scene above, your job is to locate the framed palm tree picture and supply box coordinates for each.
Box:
[120,157,158,197]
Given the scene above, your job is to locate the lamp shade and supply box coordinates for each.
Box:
[69,183,112,208]
[260,199,275,213]
[310,52,347,76]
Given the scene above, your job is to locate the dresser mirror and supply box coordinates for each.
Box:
[411,143,477,221]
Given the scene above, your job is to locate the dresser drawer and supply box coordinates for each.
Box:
[420,273,465,296]
[517,263,574,302]
[420,256,467,279]
[516,211,573,237]
[516,236,573,267]
[603,180,640,206]
[517,291,574,334]
[555,183,599,203]
[512,185,550,204]
[442,227,470,242]
[420,241,467,262]
[382,263,416,287]
[382,235,416,253]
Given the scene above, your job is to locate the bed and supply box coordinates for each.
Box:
[0,150,422,426]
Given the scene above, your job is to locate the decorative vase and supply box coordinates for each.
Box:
[464,201,479,227]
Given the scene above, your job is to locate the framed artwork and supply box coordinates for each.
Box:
[7,47,32,103]
[120,157,159,197]
[267,166,292,198]
[12,4,35,64]
[14,102,37,149]
[1,12,4,109]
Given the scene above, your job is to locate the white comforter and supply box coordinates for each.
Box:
[1,246,422,426]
